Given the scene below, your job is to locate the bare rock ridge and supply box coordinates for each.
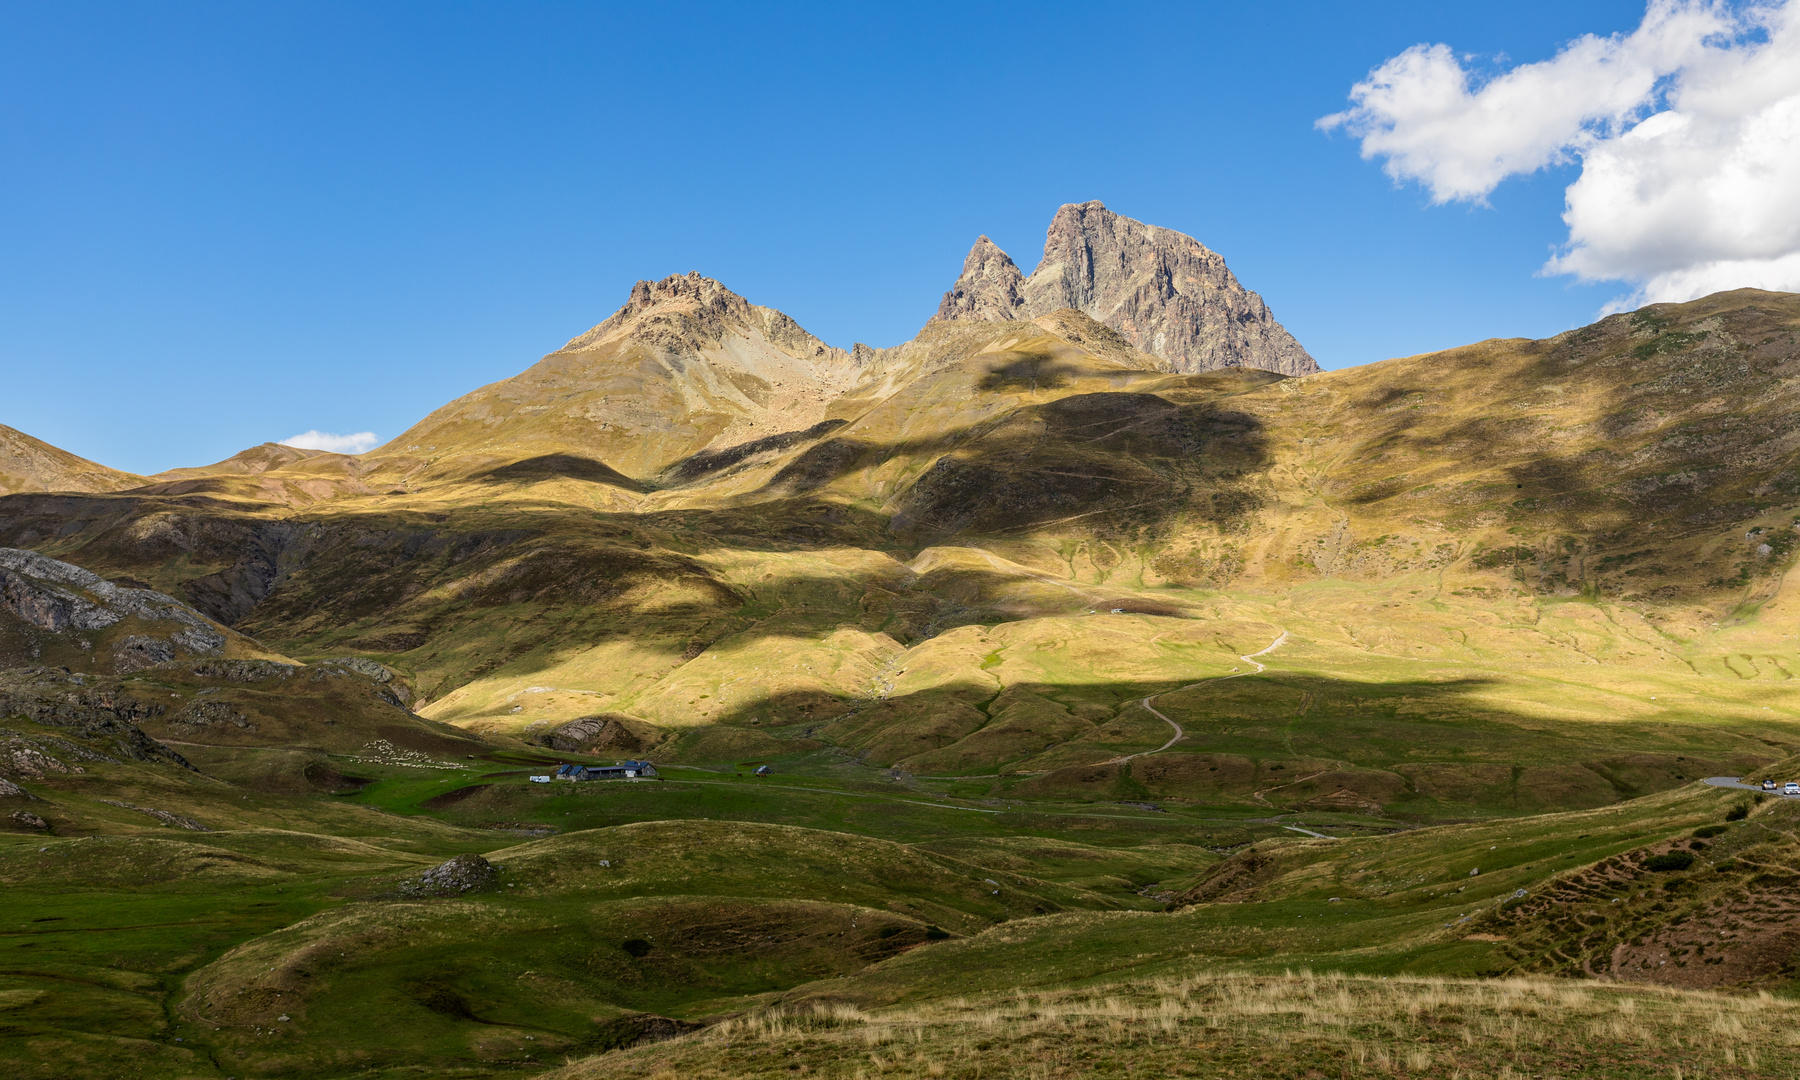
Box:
[937,201,1319,376]
[560,270,849,366]
[2,211,1310,496]
[936,237,1028,322]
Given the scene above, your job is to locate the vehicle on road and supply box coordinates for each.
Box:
[1764,779,1778,791]
[1786,782,1800,796]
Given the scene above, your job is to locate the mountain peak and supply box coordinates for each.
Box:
[562,271,845,366]
[936,237,1027,322]
[153,442,330,482]
[938,202,1319,376]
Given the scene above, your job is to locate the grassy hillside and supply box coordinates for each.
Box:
[547,971,1800,1080]
[5,753,1777,1080]
[0,424,146,496]
[2,292,1795,821]
[2,290,1800,1076]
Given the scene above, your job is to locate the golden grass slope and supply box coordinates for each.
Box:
[359,271,867,489]
[548,971,1800,1080]
[0,289,1797,814]
[0,423,145,495]
[151,442,328,482]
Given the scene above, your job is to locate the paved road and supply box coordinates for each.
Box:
[1703,776,1796,794]
[1113,630,1289,765]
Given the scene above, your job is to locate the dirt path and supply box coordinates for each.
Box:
[1110,630,1288,765]
[676,778,1006,814]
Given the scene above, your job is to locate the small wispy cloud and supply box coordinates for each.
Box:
[280,430,381,455]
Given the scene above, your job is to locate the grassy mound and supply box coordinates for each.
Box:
[487,819,1118,927]
[169,819,1136,1077]
[181,894,926,1076]
[545,971,1800,1080]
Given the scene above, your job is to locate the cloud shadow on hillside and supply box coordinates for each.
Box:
[1332,295,1800,597]
[657,670,1785,819]
[477,454,647,492]
[743,377,1273,543]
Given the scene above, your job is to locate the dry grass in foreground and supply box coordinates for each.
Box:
[547,972,1800,1080]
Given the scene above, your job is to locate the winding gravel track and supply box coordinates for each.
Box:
[1112,630,1289,764]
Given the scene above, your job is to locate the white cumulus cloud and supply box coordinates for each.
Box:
[1320,0,1800,308]
[279,430,381,455]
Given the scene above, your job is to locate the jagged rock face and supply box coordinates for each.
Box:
[0,548,226,647]
[938,201,1319,377]
[0,548,231,671]
[936,237,1027,322]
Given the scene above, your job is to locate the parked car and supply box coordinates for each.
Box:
[1763,779,1778,791]
[1785,782,1800,796]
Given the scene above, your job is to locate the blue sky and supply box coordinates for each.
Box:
[1,0,1654,473]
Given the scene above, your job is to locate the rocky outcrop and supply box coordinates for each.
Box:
[171,700,256,731]
[8,808,49,829]
[320,657,413,707]
[403,853,498,896]
[937,201,1319,376]
[0,669,192,771]
[563,271,848,364]
[936,237,1028,322]
[0,548,227,658]
[99,798,210,831]
[534,713,663,755]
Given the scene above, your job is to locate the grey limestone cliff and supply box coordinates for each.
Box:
[937,201,1319,376]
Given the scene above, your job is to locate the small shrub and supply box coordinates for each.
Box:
[1692,825,1728,838]
[1645,852,1695,872]
[925,925,951,940]
[1726,804,1750,821]
[621,938,653,957]
[876,925,903,939]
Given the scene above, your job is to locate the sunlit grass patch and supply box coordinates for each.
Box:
[551,971,1800,1079]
